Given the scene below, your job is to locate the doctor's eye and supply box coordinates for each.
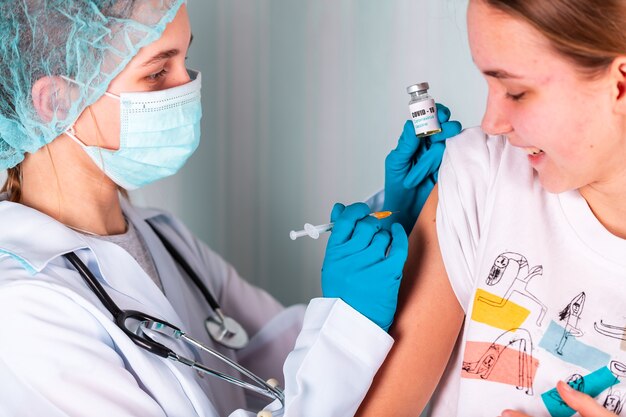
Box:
[146,68,168,82]
[505,91,526,102]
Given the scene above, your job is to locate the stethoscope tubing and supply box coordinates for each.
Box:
[146,221,221,312]
[62,224,284,407]
[64,252,173,358]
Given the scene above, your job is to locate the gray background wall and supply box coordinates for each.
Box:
[127,0,487,306]
[2,0,487,307]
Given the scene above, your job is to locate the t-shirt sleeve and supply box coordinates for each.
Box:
[436,127,505,312]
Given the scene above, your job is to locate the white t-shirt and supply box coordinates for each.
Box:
[430,127,626,417]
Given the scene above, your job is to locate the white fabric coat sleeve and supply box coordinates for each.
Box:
[229,298,394,417]
[213,256,303,380]
[365,189,385,212]
[0,283,166,417]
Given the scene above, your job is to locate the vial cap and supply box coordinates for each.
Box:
[407,82,430,94]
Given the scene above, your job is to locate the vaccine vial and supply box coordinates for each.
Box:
[407,82,441,137]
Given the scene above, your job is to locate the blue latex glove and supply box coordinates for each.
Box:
[321,202,409,332]
[383,103,462,234]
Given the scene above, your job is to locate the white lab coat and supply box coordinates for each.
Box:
[0,195,392,417]
[366,189,385,213]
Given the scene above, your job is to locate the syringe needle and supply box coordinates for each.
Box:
[289,211,396,240]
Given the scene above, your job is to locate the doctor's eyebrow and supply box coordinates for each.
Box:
[141,33,194,67]
[483,69,522,79]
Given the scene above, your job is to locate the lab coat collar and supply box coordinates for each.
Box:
[119,198,198,331]
[0,196,218,416]
[0,193,163,275]
[0,193,194,344]
[0,193,182,319]
[119,195,163,223]
[0,195,89,274]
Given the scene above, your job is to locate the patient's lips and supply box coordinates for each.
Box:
[525,146,545,167]
[524,146,543,155]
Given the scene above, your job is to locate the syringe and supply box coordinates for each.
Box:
[289,211,395,240]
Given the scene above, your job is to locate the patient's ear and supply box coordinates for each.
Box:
[31,76,72,123]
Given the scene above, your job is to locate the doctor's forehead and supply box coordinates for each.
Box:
[130,4,192,66]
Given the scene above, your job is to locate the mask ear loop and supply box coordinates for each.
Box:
[87,106,108,170]
[86,105,124,216]
[57,77,127,231]
[89,103,129,231]
[60,73,118,149]
[62,104,111,185]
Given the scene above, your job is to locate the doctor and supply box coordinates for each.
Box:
[0,1,460,416]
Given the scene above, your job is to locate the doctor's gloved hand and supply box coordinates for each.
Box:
[383,103,462,234]
[321,202,409,332]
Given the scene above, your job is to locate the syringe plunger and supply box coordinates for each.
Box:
[289,211,395,241]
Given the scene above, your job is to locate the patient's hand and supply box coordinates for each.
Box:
[501,381,617,417]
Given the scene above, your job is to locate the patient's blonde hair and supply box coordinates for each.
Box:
[485,0,626,77]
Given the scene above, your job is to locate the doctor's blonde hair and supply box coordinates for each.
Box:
[485,0,626,77]
[2,166,21,202]
[2,161,128,204]
[2,157,128,204]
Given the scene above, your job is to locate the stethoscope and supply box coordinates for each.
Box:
[62,220,285,412]
[147,222,249,350]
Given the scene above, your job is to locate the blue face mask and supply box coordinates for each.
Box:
[65,69,202,190]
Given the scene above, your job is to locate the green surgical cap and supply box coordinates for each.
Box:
[0,0,186,170]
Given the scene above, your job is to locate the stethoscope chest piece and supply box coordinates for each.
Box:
[145,220,251,350]
[205,311,249,350]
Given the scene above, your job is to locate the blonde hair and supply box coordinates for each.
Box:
[485,0,626,77]
[1,160,129,203]
[1,165,22,203]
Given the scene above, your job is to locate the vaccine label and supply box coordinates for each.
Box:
[409,98,440,136]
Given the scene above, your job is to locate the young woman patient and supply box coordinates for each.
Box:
[357,0,626,416]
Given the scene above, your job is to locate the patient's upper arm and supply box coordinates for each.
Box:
[356,185,465,417]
